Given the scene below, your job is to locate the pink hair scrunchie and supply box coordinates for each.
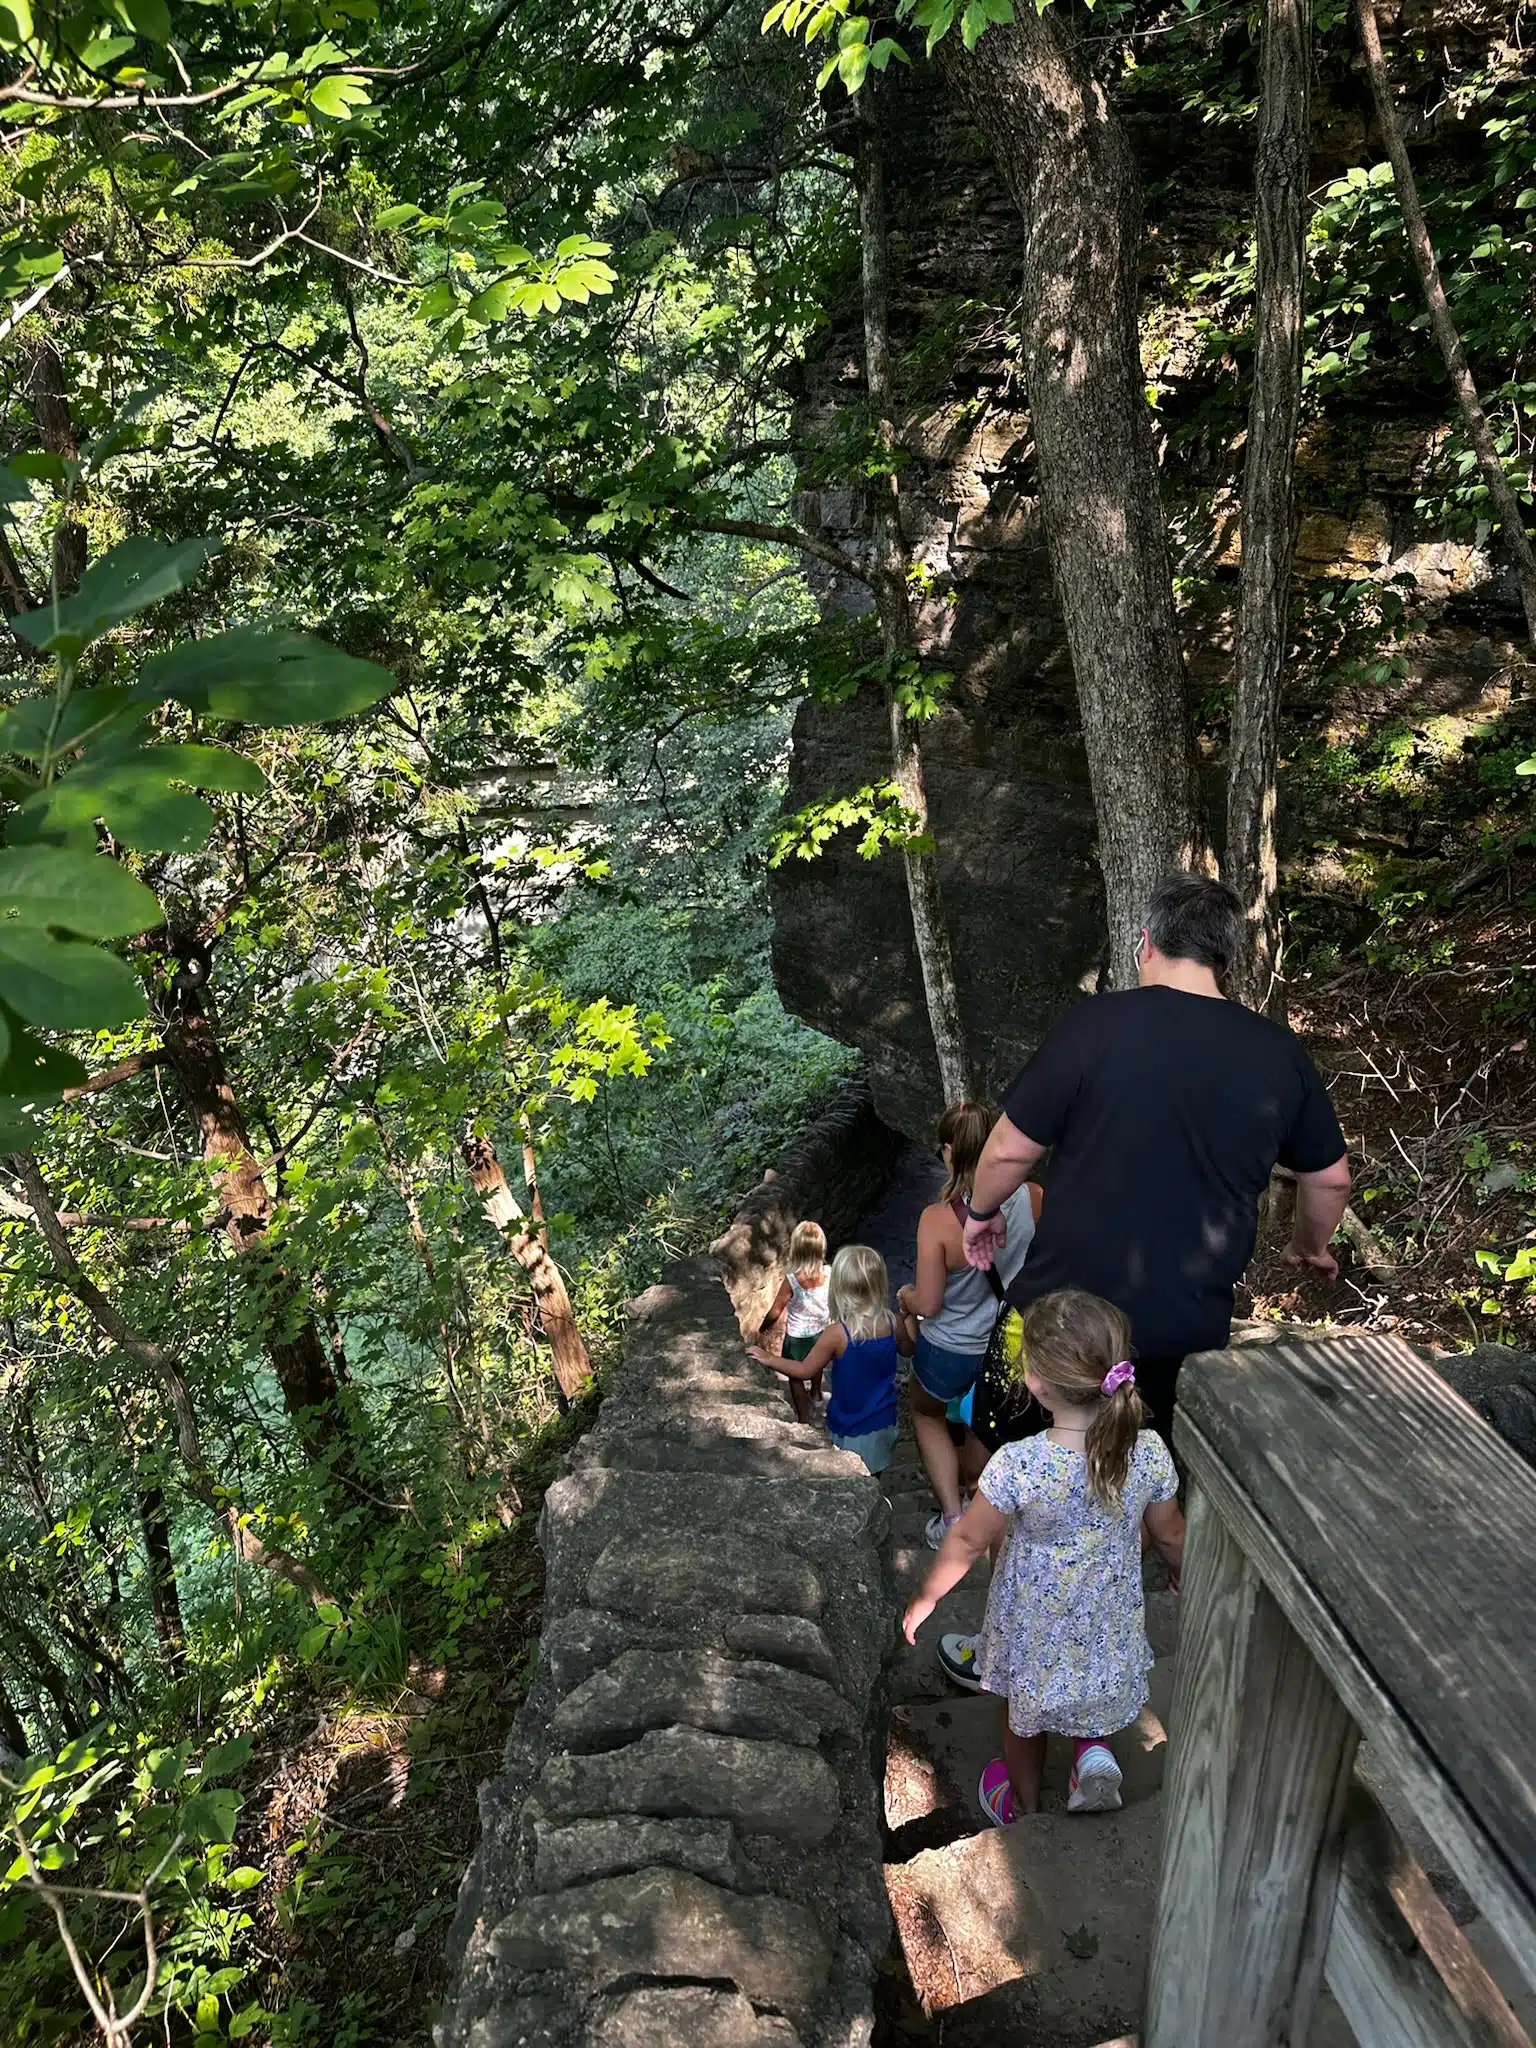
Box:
[1101,1360,1136,1396]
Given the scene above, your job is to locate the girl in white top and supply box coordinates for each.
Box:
[758,1220,830,1424]
[897,1103,1042,1548]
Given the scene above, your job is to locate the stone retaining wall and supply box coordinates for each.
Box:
[437,1092,904,2048]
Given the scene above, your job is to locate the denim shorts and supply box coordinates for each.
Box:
[829,1423,901,1474]
[912,1330,986,1405]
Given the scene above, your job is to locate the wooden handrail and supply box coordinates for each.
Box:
[1144,1332,1536,2048]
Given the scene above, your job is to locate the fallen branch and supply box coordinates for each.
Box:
[9,1822,184,2047]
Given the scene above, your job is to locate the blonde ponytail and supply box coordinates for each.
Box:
[1085,1380,1145,1508]
[1017,1289,1145,1508]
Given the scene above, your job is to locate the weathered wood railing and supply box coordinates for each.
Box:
[1145,1332,1536,2048]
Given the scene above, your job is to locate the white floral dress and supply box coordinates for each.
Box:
[974,1431,1178,1738]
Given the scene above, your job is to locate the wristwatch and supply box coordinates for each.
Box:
[965,1199,1000,1223]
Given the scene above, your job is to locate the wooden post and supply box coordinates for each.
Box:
[1144,1483,1358,2048]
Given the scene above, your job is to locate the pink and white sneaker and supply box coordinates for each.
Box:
[978,1758,1018,1828]
[1068,1742,1123,1813]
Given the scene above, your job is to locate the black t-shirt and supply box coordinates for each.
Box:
[1001,986,1346,1358]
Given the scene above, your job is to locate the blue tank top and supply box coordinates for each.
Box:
[827,1323,899,1439]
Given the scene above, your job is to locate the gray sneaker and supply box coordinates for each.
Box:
[937,1632,984,1692]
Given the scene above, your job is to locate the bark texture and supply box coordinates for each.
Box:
[157,959,343,1453]
[1354,0,1536,646]
[1224,0,1312,1007]
[859,80,978,1104]
[0,1672,27,1760]
[29,341,88,594]
[938,15,1207,984]
[9,1151,332,1605]
[136,1477,185,1662]
[461,1132,592,1401]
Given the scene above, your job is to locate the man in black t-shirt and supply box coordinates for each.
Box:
[963,873,1350,1445]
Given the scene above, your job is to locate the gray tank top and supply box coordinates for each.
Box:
[921,1184,1037,1354]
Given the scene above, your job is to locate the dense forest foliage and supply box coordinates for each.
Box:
[0,0,1531,2038]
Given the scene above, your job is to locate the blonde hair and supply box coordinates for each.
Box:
[937,1100,994,1205]
[789,1220,827,1281]
[828,1243,892,1342]
[1016,1289,1144,1508]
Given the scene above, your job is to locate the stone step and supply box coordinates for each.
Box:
[884,1796,1164,2044]
[887,1675,1174,1851]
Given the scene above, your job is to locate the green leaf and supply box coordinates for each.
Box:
[0,684,141,763]
[0,1010,86,1096]
[0,1892,33,1943]
[0,846,162,937]
[149,1743,191,1790]
[0,928,146,1029]
[375,203,422,229]
[309,72,370,119]
[178,1786,241,1845]
[8,452,68,485]
[135,629,394,727]
[467,279,515,323]
[110,0,171,40]
[16,743,267,855]
[297,1623,332,1662]
[554,260,616,303]
[417,280,459,320]
[315,1602,345,1628]
[10,537,216,659]
[80,32,137,66]
[200,1734,255,1781]
[0,467,34,516]
[224,1866,266,1892]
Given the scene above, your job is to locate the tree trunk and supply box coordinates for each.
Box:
[455,814,598,1387]
[136,1478,185,1663]
[8,1382,132,1706]
[0,1672,28,1762]
[858,81,979,1101]
[1224,0,1312,1007]
[1354,0,1536,645]
[0,1604,84,1741]
[9,1151,333,1606]
[156,958,344,1455]
[938,17,1207,985]
[29,341,88,594]
[461,1132,592,1401]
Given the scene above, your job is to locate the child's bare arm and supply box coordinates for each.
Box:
[1144,1497,1185,1583]
[750,1325,841,1382]
[893,1312,917,1355]
[757,1279,792,1339]
[903,1494,1008,1641]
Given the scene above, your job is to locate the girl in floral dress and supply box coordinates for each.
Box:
[903,1289,1186,1825]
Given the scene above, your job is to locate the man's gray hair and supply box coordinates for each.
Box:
[1144,872,1244,974]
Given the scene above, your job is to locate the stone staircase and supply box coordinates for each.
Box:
[876,1431,1180,2048]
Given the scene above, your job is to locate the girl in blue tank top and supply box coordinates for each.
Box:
[750,1243,913,1474]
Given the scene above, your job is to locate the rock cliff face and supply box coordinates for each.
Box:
[770,25,1527,1139]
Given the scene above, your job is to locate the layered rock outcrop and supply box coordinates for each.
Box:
[770,36,1528,1137]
